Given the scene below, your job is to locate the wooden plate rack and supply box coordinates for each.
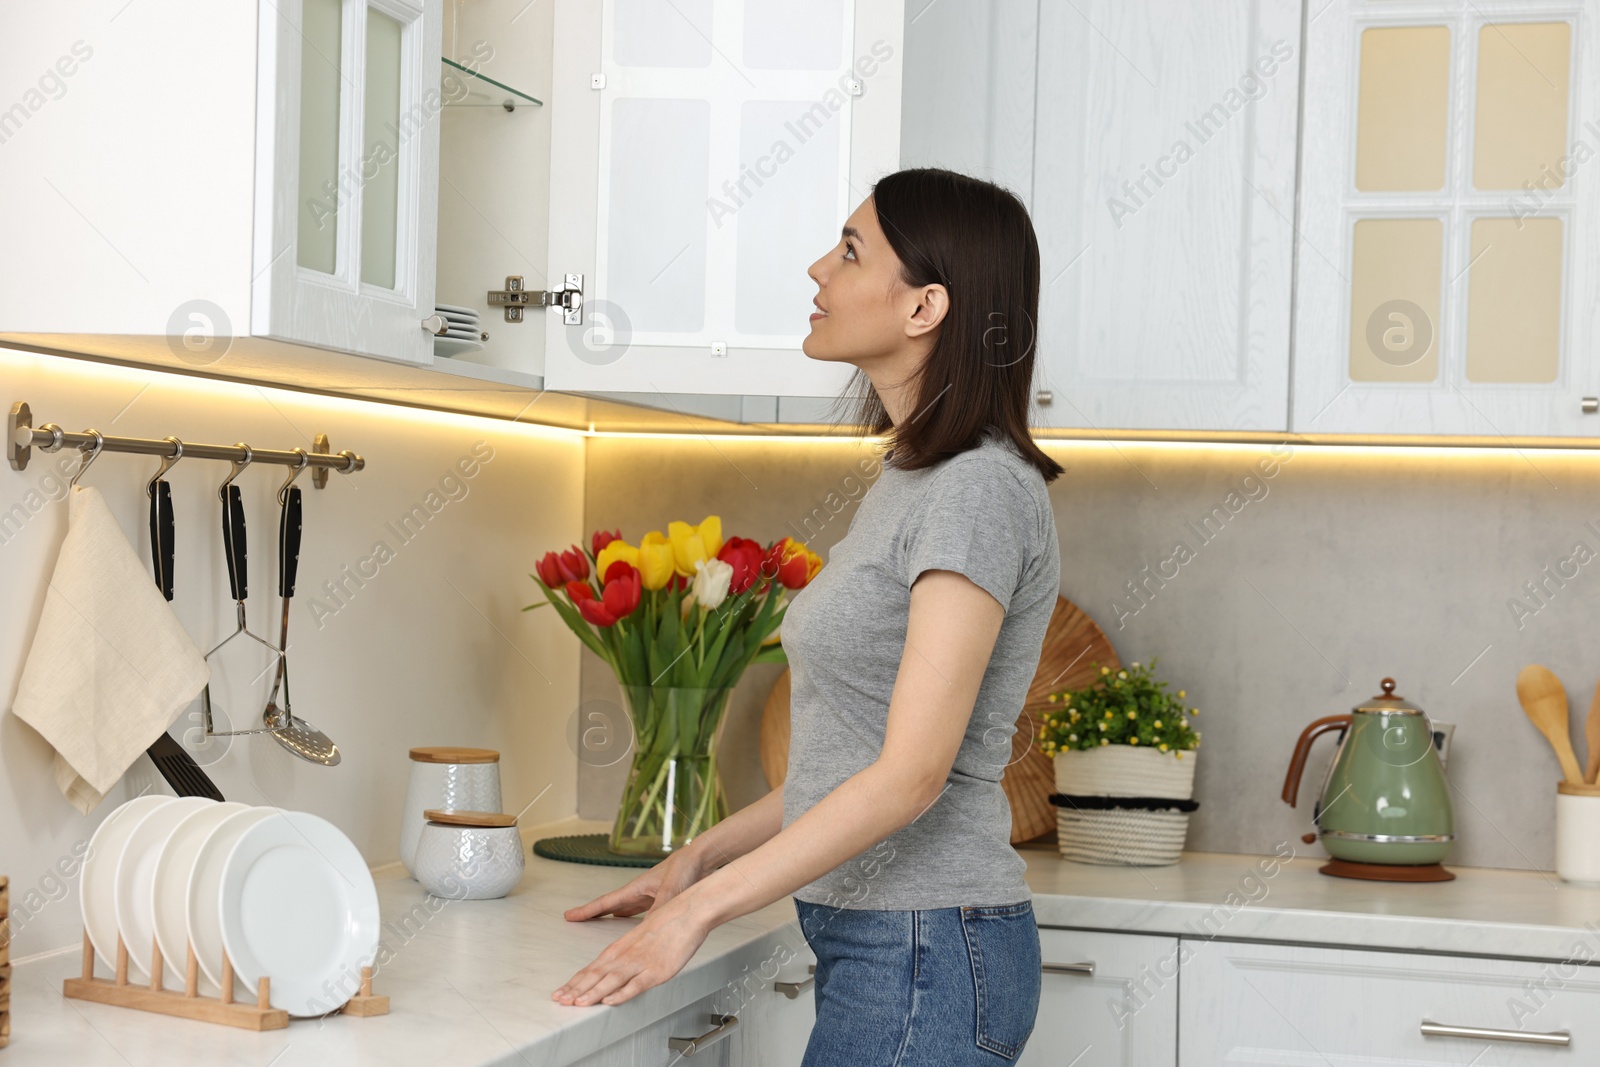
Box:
[63,929,388,1031]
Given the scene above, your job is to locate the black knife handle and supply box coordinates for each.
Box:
[279,485,302,599]
[222,484,247,602]
[149,479,175,602]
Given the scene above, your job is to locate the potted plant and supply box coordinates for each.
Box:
[1036,660,1201,865]
[526,520,820,859]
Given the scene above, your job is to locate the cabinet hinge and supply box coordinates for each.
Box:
[488,274,584,324]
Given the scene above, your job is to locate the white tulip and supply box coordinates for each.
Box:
[692,557,734,611]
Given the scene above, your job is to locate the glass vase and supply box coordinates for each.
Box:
[608,685,733,858]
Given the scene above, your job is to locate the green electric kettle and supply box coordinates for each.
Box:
[1282,678,1455,882]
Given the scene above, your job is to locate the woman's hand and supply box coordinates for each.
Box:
[562,847,707,921]
[551,893,712,1006]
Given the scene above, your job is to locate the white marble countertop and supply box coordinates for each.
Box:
[7,820,1599,1065]
[1023,843,1600,962]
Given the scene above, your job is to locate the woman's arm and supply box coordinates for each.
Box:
[560,785,786,922]
[552,568,1006,1005]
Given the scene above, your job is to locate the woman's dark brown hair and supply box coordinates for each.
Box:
[827,167,1064,484]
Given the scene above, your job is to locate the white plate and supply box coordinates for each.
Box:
[81,795,175,973]
[434,302,478,317]
[434,336,486,358]
[115,796,216,980]
[219,811,381,1017]
[151,801,251,992]
[188,806,277,997]
[440,327,481,338]
[438,311,478,324]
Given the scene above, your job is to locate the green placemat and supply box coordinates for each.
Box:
[531,833,662,868]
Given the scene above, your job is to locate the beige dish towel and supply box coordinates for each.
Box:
[10,484,210,813]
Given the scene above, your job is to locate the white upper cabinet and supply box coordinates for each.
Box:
[541,0,905,397]
[1294,1,1600,437]
[0,0,441,367]
[254,0,441,365]
[1030,0,1303,432]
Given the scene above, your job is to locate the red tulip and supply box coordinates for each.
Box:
[717,536,767,595]
[568,564,641,627]
[766,538,812,589]
[537,547,590,587]
[592,529,621,558]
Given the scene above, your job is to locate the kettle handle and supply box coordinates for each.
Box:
[1282,714,1353,807]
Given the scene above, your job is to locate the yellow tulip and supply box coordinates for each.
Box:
[594,539,639,581]
[668,516,723,577]
[637,531,677,590]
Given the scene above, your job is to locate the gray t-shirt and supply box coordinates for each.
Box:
[779,425,1062,910]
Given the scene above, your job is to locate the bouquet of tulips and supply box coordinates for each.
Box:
[525,517,821,854]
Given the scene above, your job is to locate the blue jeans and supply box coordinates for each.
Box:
[794,897,1041,1065]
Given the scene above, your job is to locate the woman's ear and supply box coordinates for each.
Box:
[905,283,949,339]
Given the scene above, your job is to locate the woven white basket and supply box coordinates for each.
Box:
[1054,745,1196,799]
[1055,807,1190,866]
[1053,747,1197,866]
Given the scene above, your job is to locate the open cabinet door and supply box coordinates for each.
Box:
[543,0,904,398]
[253,0,442,366]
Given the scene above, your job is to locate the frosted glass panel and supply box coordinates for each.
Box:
[743,0,845,70]
[734,101,841,337]
[297,0,343,274]
[1474,22,1571,191]
[361,8,403,290]
[1466,217,1562,382]
[613,0,712,67]
[1348,218,1441,382]
[606,98,709,333]
[1355,26,1450,191]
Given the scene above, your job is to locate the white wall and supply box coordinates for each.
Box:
[0,346,584,958]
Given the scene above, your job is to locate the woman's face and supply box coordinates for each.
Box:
[802,196,942,367]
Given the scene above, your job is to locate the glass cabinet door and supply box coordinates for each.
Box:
[542,0,906,397]
[254,0,441,366]
[1294,2,1598,438]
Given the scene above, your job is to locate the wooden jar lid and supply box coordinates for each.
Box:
[1557,780,1600,797]
[409,746,499,764]
[424,809,517,828]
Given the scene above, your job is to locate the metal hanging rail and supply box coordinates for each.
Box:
[7,401,365,488]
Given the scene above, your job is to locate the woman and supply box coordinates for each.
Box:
[552,167,1064,1065]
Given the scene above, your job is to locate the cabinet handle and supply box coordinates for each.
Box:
[1420,1019,1571,1046]
[1042,961,1095,976]
[667,1013,740,1056]
[421,314,447,336]
[774,964,816,999]
[1583,397,1598,414]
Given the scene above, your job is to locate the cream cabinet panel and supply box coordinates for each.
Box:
[1030,0,1302,432]
[1017,928,1178,1067]
[1180,938,1598,1063]
[1293,2,1600,437]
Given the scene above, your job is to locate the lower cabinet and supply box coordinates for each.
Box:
[1180,939,1599,1063]
[1018,928,1179,1066]
[567,948,817,1067]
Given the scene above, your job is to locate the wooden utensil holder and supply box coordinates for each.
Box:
[62,930,388,1031]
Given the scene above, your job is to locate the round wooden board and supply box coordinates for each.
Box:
[757,594,1120,844]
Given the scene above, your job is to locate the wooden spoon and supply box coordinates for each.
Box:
[1584,680,1600,784]
[1517,664,1585,784]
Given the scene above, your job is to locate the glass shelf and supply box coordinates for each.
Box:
[440,57,543,110]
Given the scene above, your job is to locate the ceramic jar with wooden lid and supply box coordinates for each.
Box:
[400,747,501,877]
[412,810,524,900]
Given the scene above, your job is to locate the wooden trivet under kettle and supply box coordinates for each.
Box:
[760,594,1120,845]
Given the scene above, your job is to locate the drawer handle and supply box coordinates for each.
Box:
[1042,961,1095,976]
[774,964,816,999]
[667,1013,740,1056]
[1420,1019,1571,1047]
